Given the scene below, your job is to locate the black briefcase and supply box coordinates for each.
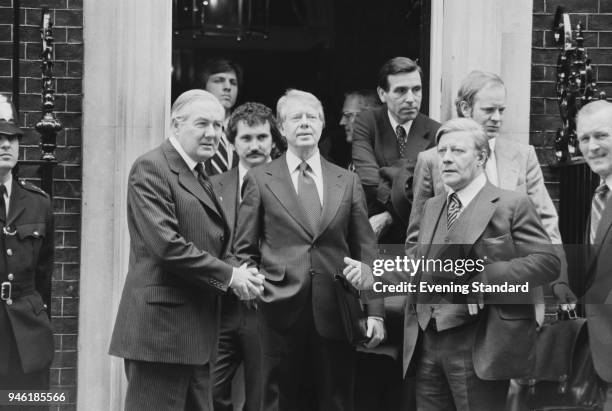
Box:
[333,274,369,345]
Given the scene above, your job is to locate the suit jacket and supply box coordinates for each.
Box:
[0,179,54,374]
[352,106,440,230]
[402,183,560,379]
[211,167,240,249]
[233,154,384,340]
[407,139,568,286]
[109,139,234,365]
[584,192,612,382]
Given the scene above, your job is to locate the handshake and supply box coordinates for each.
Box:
[230,263,266,300]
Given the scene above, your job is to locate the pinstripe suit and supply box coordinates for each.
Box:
[109,139,234,410]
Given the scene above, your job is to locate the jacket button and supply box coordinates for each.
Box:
[7,273,13,280]
[33,231,40,237]
[6,249,12,256]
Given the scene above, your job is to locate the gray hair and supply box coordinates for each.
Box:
[577,100,612,129]
[276,89,325,126]
[455,71,505,117]
[436,117,490,162]
[171,89,223,126]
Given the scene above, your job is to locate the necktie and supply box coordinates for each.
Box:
[194,163,225,218]
[0,184,5,222]
[447,193,462,230]
[298,162,322,230]
[590,183,610,244]
[396,125,408,158]
[210,135,231,175]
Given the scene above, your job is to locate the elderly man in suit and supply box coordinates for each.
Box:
[352,57,440,244]
[210,102,285,411]
[0,96,54,403]
[407,70,574,305]
[234,89,385,411]
[109,90,264,411]
[576,100,612,411]
[403,118,560,411]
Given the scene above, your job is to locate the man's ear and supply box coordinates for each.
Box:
[377,87,387,104]
[459,101,472,118]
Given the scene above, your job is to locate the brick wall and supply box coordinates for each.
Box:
[0,1,82,410]
[531,0,612,208]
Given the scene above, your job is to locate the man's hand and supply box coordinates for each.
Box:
[363,317,385,349]
[552,283,577,304]
[230,263,265,300]
[342,257,373,290]
[369,211,392,238]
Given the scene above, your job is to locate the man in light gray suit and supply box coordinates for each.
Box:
[109,90,264,411]
[406,70,574,304]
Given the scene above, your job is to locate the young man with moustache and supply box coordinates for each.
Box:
[201,57,242,175]
[352,57,440,244]
[210,102,285,411]
[404,118,560,411]
[0,95,55,401]
[407,70,574,306]
[109,90,264,411]
[576,100,612,411]
[234,89,385,411]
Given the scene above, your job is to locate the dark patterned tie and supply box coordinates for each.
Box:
[298,162,322,230]
[396,125,408,158]
[447,193,462,230]
[0,184,6,223]
[590,183,610,244]
[194,163,225,219]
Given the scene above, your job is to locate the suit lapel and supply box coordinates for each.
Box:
[163,140,226,223]
[420,194,446,258]
[407,114,434,156]
[376,106,400,165]
[213,167,239,234]
[446,183,498,249]
[6,181,27,227]
[495,140,520,189]
[316,159,347,238]
[265,156,315,237]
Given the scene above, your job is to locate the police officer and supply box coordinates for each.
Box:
[0,95,54,399]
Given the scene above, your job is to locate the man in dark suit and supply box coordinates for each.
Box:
[403,118,560,411]
[0,96,55,403]
[210,102,285,411]
[352,57,440,244]
[407,71,573,308]
[201,58,242,175]
[576,100,612,411]
[109,90,264,411]
[234,89,385,411]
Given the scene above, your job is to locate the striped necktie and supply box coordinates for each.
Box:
[447,193,462,230]
[209,134,232,175]
[590,183,610,244]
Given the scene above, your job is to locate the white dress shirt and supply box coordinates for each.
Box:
[387,110,413,137]
[485,138,499,186]
[1,176,12,214]
[447,172,487,218]
[169,135,200,176]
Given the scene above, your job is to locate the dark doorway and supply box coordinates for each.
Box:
[172,0,430,166]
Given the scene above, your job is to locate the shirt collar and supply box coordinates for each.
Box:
[286,148,322,177]
[488,137,496,151]
[604,174,612,192]
[387,110,413,136]
[238,162,249,184]
[447,172,487,209]
[2,175,12,198]
[169,135,199,173]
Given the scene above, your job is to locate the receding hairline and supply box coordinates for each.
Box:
[578,100,612,124]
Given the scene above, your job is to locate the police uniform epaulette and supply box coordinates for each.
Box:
[18,179,49,197]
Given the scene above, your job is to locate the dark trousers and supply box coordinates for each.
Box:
[258,302,355,411]
[212,296,260,411]
[415,322,509,411]
[124,359,211,411]
[604,382,612,411]
[354,353,404,411]
[0,306,50,411]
